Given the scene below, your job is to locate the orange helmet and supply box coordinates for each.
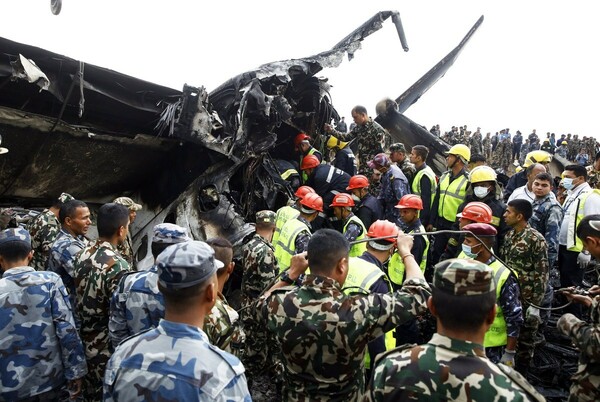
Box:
[301,155,320,170]
[456,202,493,224]
[294,185,315,199]
[346,175,369,190]
[366,220,398,243]
[330,193,355,208]
[294,133,311,148]
[299,192,323,212]
[395,194,423,210]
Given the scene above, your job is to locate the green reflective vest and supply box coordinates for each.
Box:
[344,215,367,257]
[412,165,437,206]
[437,171,469,222]
[484,259,515,348]
[273,205,299,246]
[274,218,310,272]
[567,189,600,252]
[388,224,429,286]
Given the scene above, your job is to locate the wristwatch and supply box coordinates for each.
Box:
[280,270,296,285]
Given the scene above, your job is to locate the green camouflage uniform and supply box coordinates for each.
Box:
[116,235,134,267]
[557,296,600,401]
[587,165,600,190]
[332,118,387,177]
[500,224,549,373]
[398,159,416,186]
[74,240,131,401]
[204,292,245,357]
[27,209,61,271]
[253,274,431,401]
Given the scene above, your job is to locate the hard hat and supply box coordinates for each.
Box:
[395,194,423,210]
[330,193,355,207]
[446,144,471,163]
[294,133,311,148]
[294,185,315,199]
[524,150,552,167]
[366,220,398,243]
[346,175,369,190]
[561,140,568,145]
[456,202,493,224]
[299,192,323,212]
[326,136,349,150]
[469,166,497,184]
[301,155,320,170]
[543,139,549,143]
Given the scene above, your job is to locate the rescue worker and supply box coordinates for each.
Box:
[367,153,409,227]
[274,192,323,272]
[504,150,552,202]
[409,145,437,228]
[275,159,301,192]
[330,193,366,257]
[456,201,494,229]
[327,135,357,177]
[389,143,416,186]
[556,140,569,159]
[272,185,315,246]
[346,174,383,230]
[429,144,471,268]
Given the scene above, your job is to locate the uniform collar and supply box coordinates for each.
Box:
[157,318,209,341]
[1,266,34,278]
[429,333,486,358]
[303,274,342,290]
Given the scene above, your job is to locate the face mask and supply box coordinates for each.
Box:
[351,194,361,202]
[474,186,490,199]
[562,178,574,191]
[462,243,480,259]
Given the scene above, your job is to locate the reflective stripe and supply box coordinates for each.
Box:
[281,168,298,180]
[325,166,335,183]
[484,259,513,347]
[273,206,299,246]
[437,172,469,221]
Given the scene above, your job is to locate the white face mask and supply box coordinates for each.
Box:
[474,186,490,199]
[351,194,361,202]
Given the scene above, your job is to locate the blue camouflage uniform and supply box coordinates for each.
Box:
[530,193,563,269]
[378,165,409,225]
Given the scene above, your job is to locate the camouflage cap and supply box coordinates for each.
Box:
[152,223,190,244]
[0,227,31,246]
[113,196,142,211]
[157,240,224,290]
[58,192,75,203]
[256,210,276,225]
[433,258,495,296]
[389,143,407,153]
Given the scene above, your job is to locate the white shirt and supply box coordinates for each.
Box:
[559,183,600,245]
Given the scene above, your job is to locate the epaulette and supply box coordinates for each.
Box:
[496,363,546,402]
[372,343,418,367]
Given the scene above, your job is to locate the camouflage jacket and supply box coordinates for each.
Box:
[0,267,87,400]
[241,233,279,309]
[398,159,416,186]
[530,195,564,267]
[205,292,246,357]
[587,165,600,190]
[108,265,164,349]
[116,233,134,267]
[104,319,251,401]
[253,274,431,402]
[557,298,600,402]
[333,118,387,175]
[27,208,60,270]
[500,225,549,306]
[366,333,544,401]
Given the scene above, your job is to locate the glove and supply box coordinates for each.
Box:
[500,349,516,367]
[526,306,542,324]
[578,252,592,269]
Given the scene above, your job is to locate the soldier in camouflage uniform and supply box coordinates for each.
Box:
[204,237,246,357]
[586,151,600,190]
[470,127,483,157]
[389,143,416,186]
[0,228,87,400]
[113,196,142,268]
[109,223,190,348]
[483,132,492,160]
[104,240,251,401]
[27,192,74,271]
[252,229,431,401]
[501,199,549,376]
[556,214,600,401]
[366,258,544,402]
[74,203,132,401]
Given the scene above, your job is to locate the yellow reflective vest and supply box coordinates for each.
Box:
[484,259,516,348]
[566,189,600,252]
[437,171,469,222]
[274,218,310,272]
[272,205,299,246]
[344,215,367,257]
[412,165,437,206]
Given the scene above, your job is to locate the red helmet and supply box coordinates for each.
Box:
[456,202,493,224]
[294,133,311,148]
[330,193,355,207]
[301,155,320,170]
[395,194,423,210]
[294,185,315,199]
[300,192,323,212]
[346,175,369,190]
[366,220,398,243]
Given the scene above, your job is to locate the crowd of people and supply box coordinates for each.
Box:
[2,105,600,401]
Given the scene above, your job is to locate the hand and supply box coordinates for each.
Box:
[68,378,83,399]
[578,252,591,269]
[589,285,600,296]
[563,291,593,307]
[500,349,516,367]
[289,252,309,279]
[526,306,542,324]
[395,232,414,255]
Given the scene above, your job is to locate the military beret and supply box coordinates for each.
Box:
[157,240,224,290]
[152,223,190,244]
[463,223,497,237]
[433,258,495,296]
[58,192,75,203]
[0,227,31,246]
[367,153,391,169]
[256,210,276,225]
[389,143,407,153]
[113,197,142,211]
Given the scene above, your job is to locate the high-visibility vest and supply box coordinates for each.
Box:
[274,218,310,272]
[412,165,437,206]
[566,189,600,252]
[343,257,394,368]
[387,225,429,286]
[344,215,367,257]
[272,205,299,246]
[437,171,469,222]
[484,259,515,348]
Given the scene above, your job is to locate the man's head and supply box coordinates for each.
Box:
[532,172,554,199]
[307,229,349,284]
[351,105,369,127]
[206,237,234,281]
[504,199,532,227]
[468,154,486,171]
[346,175,369,201]
[562,164,588,191]
[330,193,354,221]
[294,133,311,152]
[468,166,497,200]
[113,196,142,224]
[255,210,276,235]
[461,223,497,261]
[525,163,546,187]
[0,227,32,268]
[389,143,407,163]
[151,223,190,259]
[395,194,423,226]
[367,153,392,174]
[410,145,429,166]
[59,200,91,237]
[577,215,600,259]
[97,203,130,242]
[430,259,496,332]
[445,144,470,170]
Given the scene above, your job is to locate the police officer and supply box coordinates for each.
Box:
[330,193,367,257]
[346,174,383,230]
[104,241,251,400]
[367,153,409,227]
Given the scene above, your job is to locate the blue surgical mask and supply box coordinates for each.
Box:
[562,178,574,191]
[462,243,480,259]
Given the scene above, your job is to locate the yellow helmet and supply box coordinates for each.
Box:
[523,150,552,167]
[446,144,471,163]
[326,136,350,150]
[469,165,497,183]
[515,166,524,173]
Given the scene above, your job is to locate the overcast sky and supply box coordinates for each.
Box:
[3,0,599,139]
